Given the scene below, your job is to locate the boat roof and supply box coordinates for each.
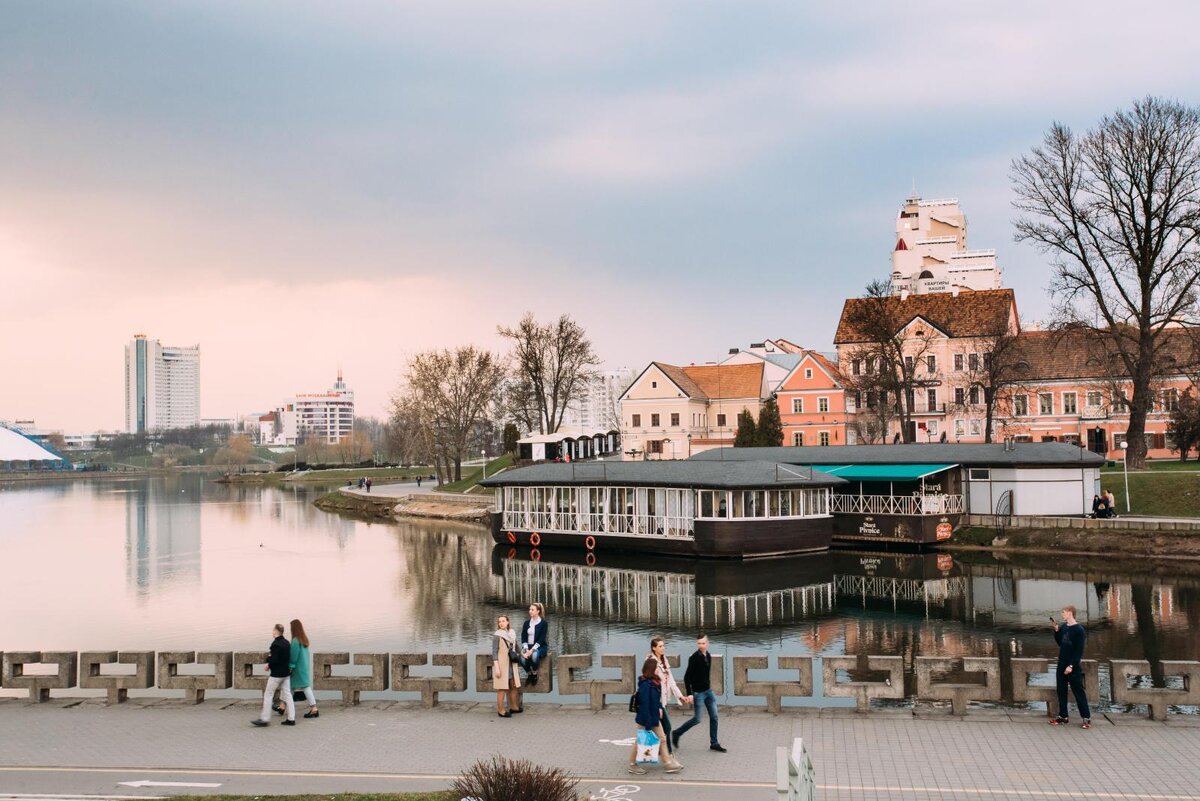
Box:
[818,463,957,481]
[689,442,1105,468]
[479,460,846,490]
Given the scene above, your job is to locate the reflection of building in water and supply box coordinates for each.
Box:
[833,552,968,617]
[490,548,835,631]
[125,479,202,594]
[967,576,1110,627]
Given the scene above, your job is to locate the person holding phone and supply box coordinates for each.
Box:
[1049,605,1091,729]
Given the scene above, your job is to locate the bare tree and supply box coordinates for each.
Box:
[498,313,600,435]
[336,430,374,465]
[1011,96,1200,467]
[945,322,1025,443]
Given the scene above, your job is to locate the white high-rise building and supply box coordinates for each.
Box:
[889,194,1002,296]
[124,335,201,433]
[562,368,637,431]
[260,371,355,446]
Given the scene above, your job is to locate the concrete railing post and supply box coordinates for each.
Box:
[2,651,78,702]
[821,655,904,712]
[232,651,271,691]
[473,653,554,694]
[157,651,233,704]
[733,655,813,713]
[1010,658,1100,713]
[915,656,1000,715]
[313,652,389,705]
[79,651,154,704]
[391,652,467,708]
[557,653,635,710]
[1110,660,1200,720]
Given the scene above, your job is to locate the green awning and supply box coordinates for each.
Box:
[814,463,958,482]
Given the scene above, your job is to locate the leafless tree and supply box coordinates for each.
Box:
[946,323,1025,443]
[498,313,600,435]
[1011,96,1200,467]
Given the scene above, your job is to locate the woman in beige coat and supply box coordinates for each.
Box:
[493,615,522,717]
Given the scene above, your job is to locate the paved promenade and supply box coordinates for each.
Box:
[1,698,1199,800]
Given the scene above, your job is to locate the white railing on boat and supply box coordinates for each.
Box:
[830,493,963,516]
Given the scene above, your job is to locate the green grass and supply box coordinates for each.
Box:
[1101,459,1200,472]
[1100,471,1200,517]
[436,453,514,493]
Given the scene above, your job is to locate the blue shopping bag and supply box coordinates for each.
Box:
[636,728,660,764]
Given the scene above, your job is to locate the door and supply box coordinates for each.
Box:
[1087,427,1107,455]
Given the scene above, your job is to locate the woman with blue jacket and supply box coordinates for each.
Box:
[289,619,318,719]
[630,658,682,775]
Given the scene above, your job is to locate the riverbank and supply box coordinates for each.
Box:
[313,486,492,524]
[948,523,1200,561]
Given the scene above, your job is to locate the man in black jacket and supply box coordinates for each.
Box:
[1050,605,1091,729]
[252,623,295,727]
[672,633,725,752]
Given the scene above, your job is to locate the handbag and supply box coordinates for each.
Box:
[628,692,639,713]
[292,690,305,702]
[635,728,660,764]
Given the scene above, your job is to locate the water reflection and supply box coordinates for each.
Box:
[124,477,201,596]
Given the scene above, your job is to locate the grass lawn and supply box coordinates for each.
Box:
[437,453,514,493]
[1100,470,1200,517]
[1101,459,1200,472]
[172,794,455,801]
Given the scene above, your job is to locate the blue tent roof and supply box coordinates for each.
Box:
[815,463,957,482]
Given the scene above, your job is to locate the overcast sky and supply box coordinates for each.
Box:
[3,1,1199,431]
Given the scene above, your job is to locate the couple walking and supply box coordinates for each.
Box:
[250,619,319,727]
[491,602,547,718]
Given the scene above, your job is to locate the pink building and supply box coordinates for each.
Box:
[776,351,854,447]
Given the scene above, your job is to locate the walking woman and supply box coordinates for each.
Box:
[289,619,318,719]
[492,615,522,717]
[629,657,682,775]
[648,636,690,756]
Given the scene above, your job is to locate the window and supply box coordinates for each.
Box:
[954,353,964,371]
[632,414,641,427]
[905,355,914,372]
[968,386,980,405]
[1163,388,1179,412]
[1115,392,1129,413]
[852,360,862,376]
[819,431,830,446]
[716,414,727,427]
[1086,390,1102,408]
[926,355,936,373]
[670,413,680,427]
[647,440,663,454]
[851,392,861,411]
[969,468,991,481]
[792,431,804,446]
[818,397,829,413]
[1014,395,1029,416]
[927,389,937,411]
[650,413,660,427]
[968,353,980,371]
[651,381,657,389]
[955,387,965,405]
[954,419,965,436]
[906,389,915,410]
[927,420,938,436]
[970,419,981,436]
[867,358,877,375]
[792,398,804,414]
[805,368,813,379]
[1063,392,1078,415]
[1039,393,1053,415]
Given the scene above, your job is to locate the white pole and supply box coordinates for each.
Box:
[1122,440,1130,513]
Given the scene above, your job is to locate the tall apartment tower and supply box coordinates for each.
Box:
[889,193,1002,295]
[124,335,201,433]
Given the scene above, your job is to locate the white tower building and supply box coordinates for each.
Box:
[889,194,1002,296]
[124,335,201,433]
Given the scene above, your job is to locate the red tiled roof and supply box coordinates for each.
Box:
[834,288,1016,343]
[1010,328,1200,382]
[805,351,846,385]
[652,362,707,398]
[682,362,765,399]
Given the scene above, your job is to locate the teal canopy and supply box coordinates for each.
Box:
[814,463,958,482]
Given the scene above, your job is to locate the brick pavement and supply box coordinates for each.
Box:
[1,697,1199,800]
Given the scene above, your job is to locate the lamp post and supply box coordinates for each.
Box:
[1121,440,1130,513]
[664,437,673,460]
[481,448,487,480]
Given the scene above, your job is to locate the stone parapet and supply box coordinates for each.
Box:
[915,657,1000,716]
[1111,660,1200,720]
[821,655,904,712]
[1010,658,1100,711]
[2,651,78,702]
[313,652,389,705]
[558,653,634,710]
[391,652,467,708]
[157,651,233,704]
[79,651,154,704]
[733,655,813,713]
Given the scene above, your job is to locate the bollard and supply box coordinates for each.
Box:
[1010,658,1100,714]
[557,653,636,710]
[157,651,233,704]
[2,652,78,703]
[79,651,154,704]
[733,655,813,713]
[821,655,904,712]
[915,656,1001,716]
[1110,660,1200,721]
[391,653,467,708]
[473,653,554,694]
[232,651,271,691]
[313,652,388,705]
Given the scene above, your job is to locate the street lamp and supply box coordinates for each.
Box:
[1121,440,1130,513]
[481,448,487,480]
[663,437,673,460]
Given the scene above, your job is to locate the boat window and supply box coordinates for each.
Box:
[779,490,792,516]
[769,490,781,517]
[717,493,727,518]
[699,491,714,518]
[730,491,744,518]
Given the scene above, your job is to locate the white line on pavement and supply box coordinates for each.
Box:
[117,782,222,789]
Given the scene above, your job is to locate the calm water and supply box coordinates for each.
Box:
[2,473,1197,705]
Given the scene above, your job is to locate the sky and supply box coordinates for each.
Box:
[2,1,1199,432]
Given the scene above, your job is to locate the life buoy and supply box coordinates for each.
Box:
[506,531,516,544]
[584,535,596,551]
[531,548,541,562]
[530,532,541,547]
[506,547,517,560]
[585,551,596,566]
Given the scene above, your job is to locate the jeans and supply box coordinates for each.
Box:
[1056,665,1090,720]
[660,707,673,754]
[673,689,719,745]
[261,675,294,722]
[520,649,544,673]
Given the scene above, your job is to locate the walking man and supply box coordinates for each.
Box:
[252,623,295,727]
[1050,605,1091,729]
[673,633,726,752]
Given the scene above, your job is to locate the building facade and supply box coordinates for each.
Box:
[561,368,637,431]
[260,371,355,446]
[777,351,855,447]
[124,334,201,433]
[890,194,1002,296]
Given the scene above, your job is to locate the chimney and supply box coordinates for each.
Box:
[899,289,910,301]
[951,285,960,298]
[728,348,739,354]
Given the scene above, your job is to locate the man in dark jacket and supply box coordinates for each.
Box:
[672,633,726,752]
[1050,605,1091,728]
[252,623,295,727]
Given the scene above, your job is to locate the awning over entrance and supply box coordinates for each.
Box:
[815,463,958,482]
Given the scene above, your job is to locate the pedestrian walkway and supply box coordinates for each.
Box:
[1,698,1198,800]
[341,480,441,499]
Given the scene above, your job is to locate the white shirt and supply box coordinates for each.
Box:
[526,618,539,649]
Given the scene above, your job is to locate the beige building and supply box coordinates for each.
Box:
[619,362,767,459]
[890,194,1001,296]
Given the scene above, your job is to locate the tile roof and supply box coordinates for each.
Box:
[1010,328,1200,382]
[652,362,707,398]
[834,288,1016,343]
[682,362,765,399]
[690,442,1105,467]
[806,351,846,384]
[480,459,846,489]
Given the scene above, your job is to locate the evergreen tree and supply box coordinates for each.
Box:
[733,409,758,447]
[756,398,783,447]
[502,423,521,455]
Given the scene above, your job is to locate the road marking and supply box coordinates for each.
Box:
[0,795,163,800]
[597,737,636,746]
[117,782,222,789]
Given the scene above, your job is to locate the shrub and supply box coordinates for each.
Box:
[452,755,579,801]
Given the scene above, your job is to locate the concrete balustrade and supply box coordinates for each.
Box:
[915,657,1001,715]
[157,651,233,704]
[79,651,154,704]
[391,652,467,708]
[733,655,813,713]
[821,655,904,712]
[473,654,554,694]
[1110,660,1200,720]
[313,652,389,705]
[232,651,270,691]
[557,653,635,710]
[1010,658,1100,712]
[2,651,78,702]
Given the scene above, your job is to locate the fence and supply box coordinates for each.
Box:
[776,737,817,801]
[832,493,964,516]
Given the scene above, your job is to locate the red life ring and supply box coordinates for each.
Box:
[506,531,516,544]
[530,532,541,547]
[585,552,596,566]
[506,547,517,560]
[531,548,541,562]
[585,535,596,551]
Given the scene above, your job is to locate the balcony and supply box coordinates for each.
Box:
[1080,405,1108,420]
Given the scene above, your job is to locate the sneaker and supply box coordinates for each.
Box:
[251,719,269,727]
[664,761,684,774]
[710,743,727,752]
[1081,719,1091,729]
[527,671,539,686]
[627,765,647,775]
[1049,716,1069,726]
[304,710,319,719]
[671,731,680,749]
[281,720,296,726]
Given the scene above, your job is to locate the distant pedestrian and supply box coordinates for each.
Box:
[647,636,690,756]
[289,619,318,719]
[1105,489,1118,517]
[1090,494,1102,519]
[416,476,422,488]
[673,632,725,752]
[518,602,548,685]
[492,615,522,717]
[358,477,365,489]
[252,623,294,727]
[347,479,353,488]
[629,657,682,775]
[365,477,372,493]
[1050,605,1091,729]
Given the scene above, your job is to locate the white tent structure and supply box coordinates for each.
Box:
[0,425,69,470]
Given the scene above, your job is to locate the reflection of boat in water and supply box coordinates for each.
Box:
[831,550,968,612]
[490,545,836,630]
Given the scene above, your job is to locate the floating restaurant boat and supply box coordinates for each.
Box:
[478,460,844,558]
